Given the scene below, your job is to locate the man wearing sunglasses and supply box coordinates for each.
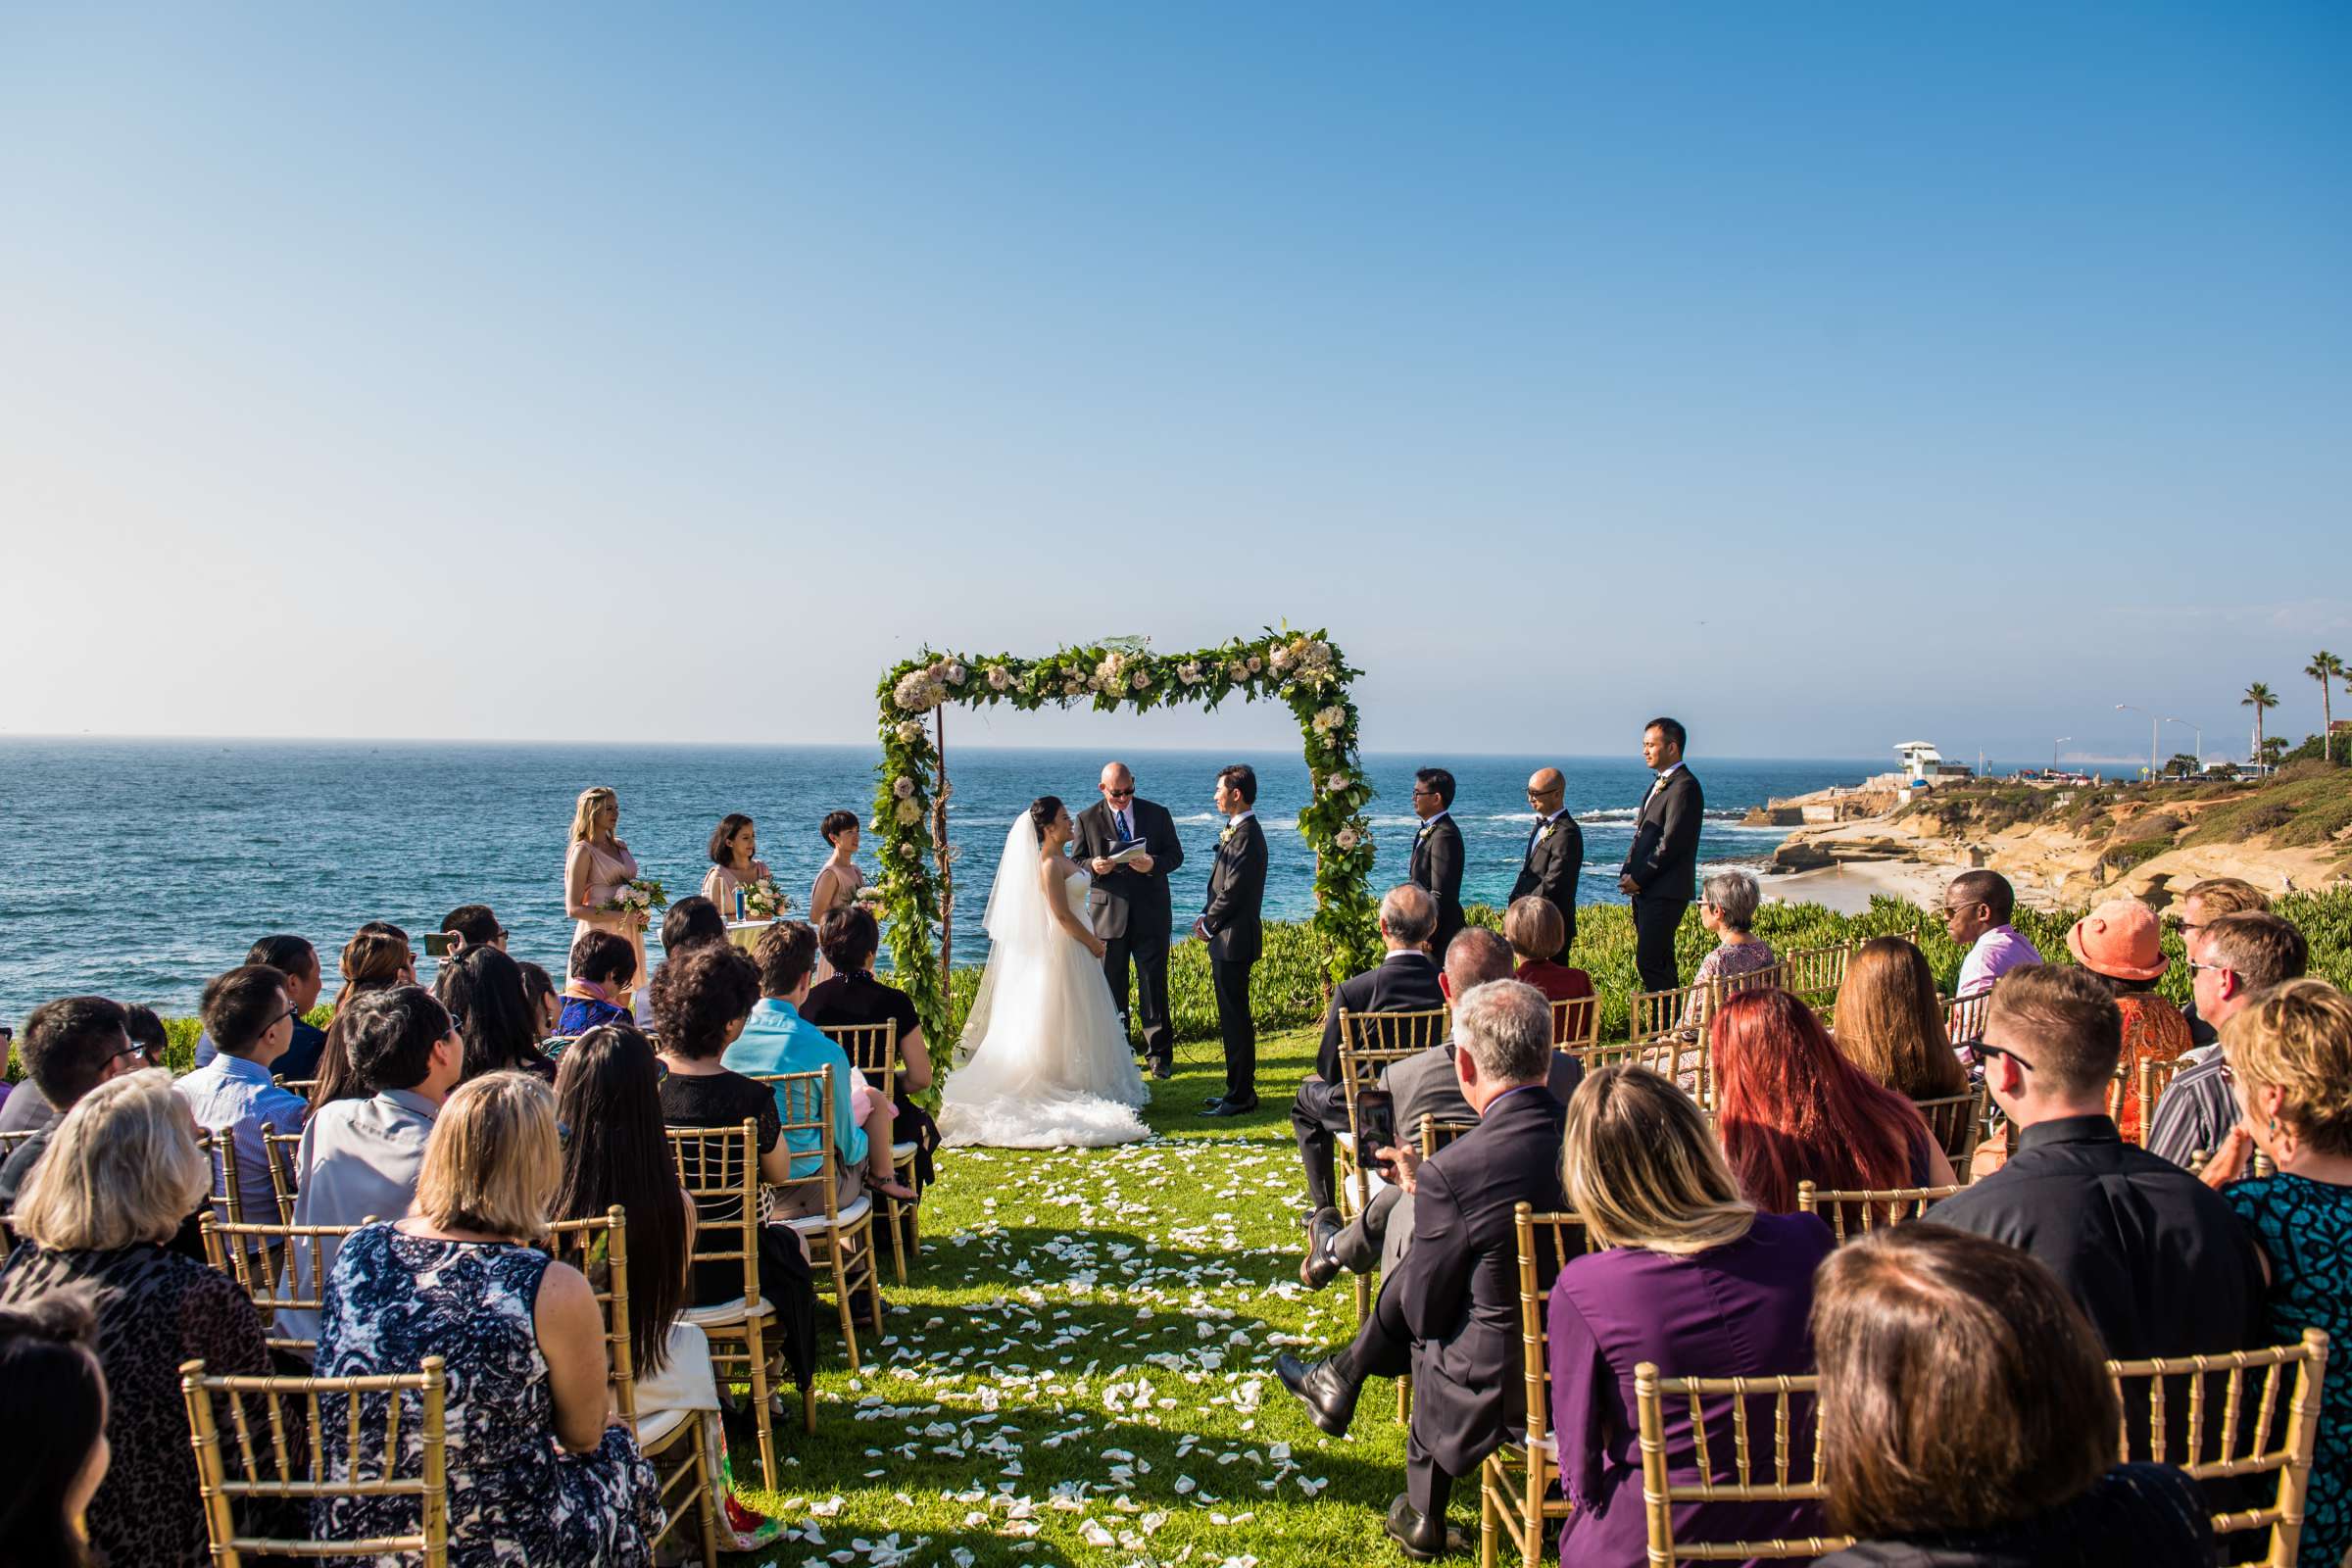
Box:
[1072,760,1185,1079]
[0,996,141,1213]
[175,963,311,1224]
[2146,911,2309,1171]
[1507,767,1583,957]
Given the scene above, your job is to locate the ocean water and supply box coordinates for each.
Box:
[0,740,1877,1017]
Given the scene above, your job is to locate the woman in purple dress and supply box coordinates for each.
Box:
[1548,1066,1835,1566]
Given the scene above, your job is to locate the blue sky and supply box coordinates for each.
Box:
[3,3,2346,767]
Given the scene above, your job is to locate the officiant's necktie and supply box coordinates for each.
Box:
[1116,811,1132,847]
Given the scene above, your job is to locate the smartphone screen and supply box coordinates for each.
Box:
[423,932,455,957]
[1357,1088,1398,1174]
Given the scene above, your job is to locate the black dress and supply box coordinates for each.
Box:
[0,1242,275,1567]
[1815,1464,2216,1568]
[658,1070,818,1389]
[802,969,941,1187]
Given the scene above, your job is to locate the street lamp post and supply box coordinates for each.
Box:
[2164,716,2204,775]
[2117,704,2157,779]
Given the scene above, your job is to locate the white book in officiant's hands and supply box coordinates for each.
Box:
[1104,842,1154,868]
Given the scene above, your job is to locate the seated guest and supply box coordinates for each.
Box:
[436,946,556,1082]
[0,1290,110,1568]
[651,946,822,1319]
[1812,1225,2214,1568]
[312,1072,658,1562]
[175,962,310,1222]
[1678,869,1777,1028]
[1503,896,1593,1040]
[803,905,941,1197]
[1943,869,2041,1000]
[0,1070,275,1568]
[1306,929,1580,1289]
[517,960,561,1039]
[1927,964,2263,1364]
[701,812,772,922]
[0,998,138,1209]
[1714,989,1955,1214]
[280,986,464,1344]
[438,904,506,956]
[194,934,328,1076]
[122,1004,171,1069]
[307,924,417,1109]
[2200,978,2352,1568]
[555,1023,796,1546]
[1277,981,1569,1559]
[2175,875,2271,1050]
[2147,911,2308,1170]
[558,930,638,1036]
[1549,1066,1834,1565]
[1832,936,1968,1101]
[2067,898,2190,1144]
[720,923,912,1209]
[1290,884,1446,1225]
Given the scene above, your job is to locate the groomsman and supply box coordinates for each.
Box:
[1073,761,1185,1079]
[1618,717,1704,993]
[1196,763,1267,1115]
[1407,768,1466,963]
[1508,767,1583,957]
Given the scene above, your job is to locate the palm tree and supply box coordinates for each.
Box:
[2243,681,2280,772]
[2308,651,2345,764]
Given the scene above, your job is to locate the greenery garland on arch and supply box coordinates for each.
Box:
[870,629,1381,1046]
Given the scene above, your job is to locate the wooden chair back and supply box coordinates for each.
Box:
[542,1206,636,1421]
[199,1127,243,1226]
[1634,1364,1844,1562]
[202,1215,366,1360]
[663,1121,762,1312]
[1418,1113,1480,1157]
[2109,1328,2329,1568]
[1334,1006,1450,1211]
[1580,1029,1713,1109]
[1941,991,1991,1045]
[1794,1180,1963,1244]
[259,1122,303,1226]
[274,1077,321,1098]
[1477,1204,1598,1568]
[2139,1054,2187,1139]
[0,1128,36,1161]
[1778,943,1850,1009]
[1625,985,1688,1046]
[180,1354,450,1566]
[1549,994,1601,1053]
[1909,1087,1985,1176]
[747,1069,846,1209]
[818,1019,900,1090]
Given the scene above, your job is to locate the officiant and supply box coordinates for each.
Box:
[1074,760,1185,1079]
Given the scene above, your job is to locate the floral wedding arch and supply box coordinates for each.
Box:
[870,629,1380,1043]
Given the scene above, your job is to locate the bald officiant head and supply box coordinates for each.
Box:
[1527,767,1565,813]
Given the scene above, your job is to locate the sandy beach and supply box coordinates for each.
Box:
[1758,858,1952,915]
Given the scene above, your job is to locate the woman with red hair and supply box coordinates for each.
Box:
[1713,989,1956,1212]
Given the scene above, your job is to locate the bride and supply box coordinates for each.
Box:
[938,797,1152,1149]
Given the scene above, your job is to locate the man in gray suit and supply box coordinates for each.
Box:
[1301,926,1584,1289]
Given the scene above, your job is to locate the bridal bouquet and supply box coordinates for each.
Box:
[742,878,790,919]
[602,877,668,915]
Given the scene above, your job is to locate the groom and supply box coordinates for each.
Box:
[1073,760,1184,1079]
[1196,762,1267,1115]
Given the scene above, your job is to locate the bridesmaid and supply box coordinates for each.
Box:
[808,809,866,981]
[701,814,771,923]
[564,786,648,999]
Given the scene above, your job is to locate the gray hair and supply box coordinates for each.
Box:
[1380,883,1438,947]
[1701,869,1761,933]
[1453,979,1553,1086]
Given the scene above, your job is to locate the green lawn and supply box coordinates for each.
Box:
[724,1023,1422,1568]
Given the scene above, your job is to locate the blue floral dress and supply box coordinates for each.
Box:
[2226,1173,2352,1568]
[312,1223,660,1566]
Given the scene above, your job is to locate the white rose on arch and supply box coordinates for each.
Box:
[1335,827,1360,851]
[895,719,925,744]
[1177,661,1202,685]
[942,661,966,685]
[1247,655,1263,673]
[1325,771,1351,794]
[1130,669,1151,691]
[895,798,923,825]
[1226,660,1250,681]
[987,665,1012,691]
[897,841,918,859]
[892,777,916,800]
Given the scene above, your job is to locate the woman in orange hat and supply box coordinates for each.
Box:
[2065,897,2190,1144]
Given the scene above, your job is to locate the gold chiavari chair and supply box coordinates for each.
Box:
[1479,1203,1598,1568]
[2109,1328,2329,1568]
[664,1120,788,1488]
[1418,1113,1480,1158]
[1778,943,1851,1013]
[259,1121,303,1226]
[202,1214,368,1362]
[180,1354,449,1566]
[544,1207,716,1568]
[1633,1365,1847,1563]
[1548,994,1601,1054]
[816,1018,921,1286]
[1794,1180,1963,1245]
[1335,1006,1449,1323]
[274,1077,321,1099]
[199,1127,244,1226]
[748,1070,885,1372]
[0,1128,37,1162]
[1941,990,1991,1046]
[2139,1055,2189,1143]
[1909,1086,1986,1181]
[1582,1004,1713,1109]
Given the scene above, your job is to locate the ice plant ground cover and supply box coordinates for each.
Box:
[724,1023,1413,1568]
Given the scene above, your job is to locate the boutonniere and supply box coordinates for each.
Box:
[1537,824,1554,844]
[1219,825,1237,845]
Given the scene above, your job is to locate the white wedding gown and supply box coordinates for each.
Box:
[939,826,1152,1150]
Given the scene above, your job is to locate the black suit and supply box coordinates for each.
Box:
[1291,951,1446,1212]
[1346,1086,1569,1518]
[1507,810,1583,957]
[1620,765,1702,993]
[1071,798,1185,1070]
[1407,813,1465,962]
[1199,813,1268,1102]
